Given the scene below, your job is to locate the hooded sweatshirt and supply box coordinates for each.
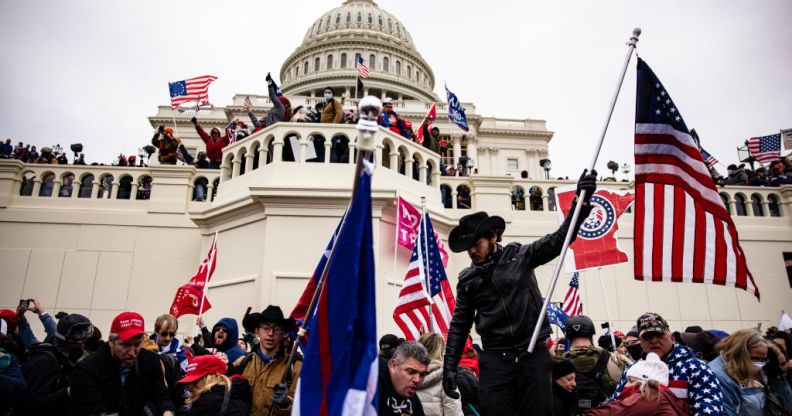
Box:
[207,318,245,363]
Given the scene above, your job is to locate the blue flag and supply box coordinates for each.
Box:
[445,84,469,132]
[546,301,569,333]
[293,161,378,415]
[266,72,283,97]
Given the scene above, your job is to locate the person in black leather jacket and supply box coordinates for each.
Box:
[442,169,596,416]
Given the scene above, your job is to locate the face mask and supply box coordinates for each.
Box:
[324,93,332,101]
[752,361,765,373]
[627,343,644,361]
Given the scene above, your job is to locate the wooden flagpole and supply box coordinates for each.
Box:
[528,28,641,353]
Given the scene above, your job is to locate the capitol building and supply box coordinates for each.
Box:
[1,0,791,340]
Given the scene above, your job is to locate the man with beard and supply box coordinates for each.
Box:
[379,341,429,415]
[70,312,175,416]
[19,314,93,415]
[197,316,245,364]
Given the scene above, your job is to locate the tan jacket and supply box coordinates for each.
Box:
[240,353,302,416]
[320,99,343,124]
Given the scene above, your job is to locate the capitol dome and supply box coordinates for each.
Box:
[280,0,437,102]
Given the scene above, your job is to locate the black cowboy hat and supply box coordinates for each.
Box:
[448,211,505,253]
[242,305,295,333]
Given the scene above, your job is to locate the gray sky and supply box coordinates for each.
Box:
[1,0,790,178]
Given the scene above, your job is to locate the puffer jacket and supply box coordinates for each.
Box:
[445,201,591,369]
[416,359,463,416]
[583,384,687,416]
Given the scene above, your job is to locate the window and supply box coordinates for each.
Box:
[396,61,401,75]
[383,57,389,72]
[355,53,361,66]
[388,19,392,31]
[340,53,347,68]
[407,65,412,78]
[78,174,93,198]
[416,71,420,81]
[357,13,361,23]
[378,16,383,26]
[751,194,764,217]
[346,13,351,23]
[304,61,308,75]
[327,54,333,69]
[314,57,320,72]
[39,173,55,197]
[734,194,747,216]
[335,14,340,25]
[368,13,372,24]
[768,194,782,217]
[511,186,526,210]
[507,158,519,171]
[369,54,376,70]
[719,192,732,214]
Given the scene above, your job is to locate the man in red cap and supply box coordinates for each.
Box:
[70,311,176,416]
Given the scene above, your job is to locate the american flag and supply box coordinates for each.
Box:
[634,58,758,299]
[168,75,217,108]
[393,213,456,340]
[356,55,369,79]
[562,273,582,317]
[699,148,718,169]
[242,96,253,112]
[747,133,781,164]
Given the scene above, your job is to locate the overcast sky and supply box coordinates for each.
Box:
[1,0,790,178]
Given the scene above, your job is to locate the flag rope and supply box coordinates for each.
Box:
[528,28,641,352]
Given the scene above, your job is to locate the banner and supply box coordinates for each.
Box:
[555,187,634,272]
[396,196,449,267]
[169,234,218,317]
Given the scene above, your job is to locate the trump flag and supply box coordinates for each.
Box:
[396,196,449,267]
[169,234,218,317]
[555,187,634,272]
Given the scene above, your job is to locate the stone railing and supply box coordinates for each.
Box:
[217,122,442,187]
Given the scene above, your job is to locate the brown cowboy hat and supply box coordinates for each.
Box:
[449,211,505,253]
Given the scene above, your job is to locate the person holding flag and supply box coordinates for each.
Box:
[151,125,181,165]
[442,170,597,415]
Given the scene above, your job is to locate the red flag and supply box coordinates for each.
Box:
[555,187,634,272]
[415,103,437,144]
[169,234,218,317]
[396,196,449,267]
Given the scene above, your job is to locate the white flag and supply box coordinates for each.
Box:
[779,310,792,331]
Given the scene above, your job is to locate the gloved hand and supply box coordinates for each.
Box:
[442,368,460,399]
[190,116,197,125]
[158,125,164,133]
[576,169,597,204]
[271,382,289,408]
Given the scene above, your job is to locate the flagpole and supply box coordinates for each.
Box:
[528,28,640,353]
[420,195,435,333]
[197,231,218,319]
[269,97,382,416]
[596,268,618,352]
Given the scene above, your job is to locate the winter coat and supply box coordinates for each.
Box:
[19,342,77,415]
[378,357,426,415]
[0,348,25,415]
[320,98,343,124]
[194,125,230,163]
[455,366,479,416]
[17,312,57,349]
[613,343,723,416]
[445,202,591,367]
[416,359,463,415]
[709,355,764,416]
[151,132,180,164]
[201,318,245,364]
[421,123,441,154]
[552,382,578,416]
[378,110,411,138]
[234,348,301,416]
[565,345,629,401]
[70,342,175,416]
[177,376,251,416]
[583,384,687,416]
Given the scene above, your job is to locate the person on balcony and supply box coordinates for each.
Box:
[319,87,343,124]
[378,97,412,139]
[152,126,181,165]
[250,75,292,134]
[191,117,230,169]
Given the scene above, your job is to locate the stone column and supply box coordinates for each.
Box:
[109,182,118,200]
[780,185,792,217]
[90,181,99,198]
[431,170,440,189]
[375,143,384,167]
[220,164,231,182]
[71,181,80,198]
[258,145,268,165]
[245,153,255,171]
[451,191,458,209]
[131,183,139,200]
[452,135,462,169]
[489,147,498,176]
[272,137,284,163]
[404,158,413,178]
[542,194,549,211]
[467,135,478,173]
[52,180,62,198]
[31,179,42,197]
[419,165,427,184]
[232,160,242,178]
[389,152,399,172]
[348,141,356,165]
[206,182,214,202]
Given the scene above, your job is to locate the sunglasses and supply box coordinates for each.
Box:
[158,331,176,338]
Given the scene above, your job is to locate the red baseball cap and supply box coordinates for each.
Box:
[110,312,145,342]
[178,355,227,384]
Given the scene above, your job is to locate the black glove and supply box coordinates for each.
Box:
[190,116,197,125]
[442,368,460,399]
[576,169,597,204]
[158,125,164,133]
[271,382,289,407]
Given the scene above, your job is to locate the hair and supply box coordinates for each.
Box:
[392,340,431,367]
[766,341,786,379]
[108,333,119,343]
[186,373,231,405]
[716,329,767,386]
[418,332,445,362]
[324,86,334,95]
[636,378,662,400]
[154,314,178,334]
[479,228,503,243]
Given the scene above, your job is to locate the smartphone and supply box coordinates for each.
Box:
[18,299,30,310]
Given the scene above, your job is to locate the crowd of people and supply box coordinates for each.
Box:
[0,140,88,165]
[714,161,792,187]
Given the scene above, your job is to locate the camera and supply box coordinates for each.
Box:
[18,299,31,310]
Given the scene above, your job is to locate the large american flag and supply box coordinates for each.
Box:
[634,58,758,299]
[699,148,718,169]
[562,272,582,316]
[393,213,455,340]
[168,75,217,108]
[356,55,369,79]
[747,133,781,165]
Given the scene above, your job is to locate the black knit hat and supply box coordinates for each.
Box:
[553,359,576,380]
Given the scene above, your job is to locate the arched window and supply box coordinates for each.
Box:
[547,188,557,211]
[440,184,452,208]
[136,176,152,200]
[340,53,347,69]
[335,14,340,25]
[388,19,392,31]
[719,192,731,214]
[396,61,401,75]
[768,194,782,217]
[750,193,764,217]
[357,13,362,23]
[19,175,34,196]
[383,57,389,72]
[456,185,471,209]
[326,16,331,28]
[416,71,420,82]
[346,12,351,23]
[511,186,526,211]
[327,54,333,69]
[295,65,299,76]
[59,173,75,197]
[407,65,412,79]
[734,194,747,216]
[193,177,209,202]
[116,176,133,200]
[39,173,55,197]
[78,174,94,198]
[396,24,401,36]
[369,54,376,70]
[304,61,309,75]
[314,57,320,72]
[368,13,372,24]
[378,16,383,26]
[211,178,220,201]
[97,174,113,199]
[529,186,544,211]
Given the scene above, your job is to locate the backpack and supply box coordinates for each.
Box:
[573,350,610,410]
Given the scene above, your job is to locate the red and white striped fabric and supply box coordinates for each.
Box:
[356,55,369,79]
[634,59,758,299]
[562,272,583,316]
[393,213,455,340]
[169,75,218,108]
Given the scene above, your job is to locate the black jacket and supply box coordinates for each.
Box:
[177,376,251,416]
[456,367,479,416]
[19,343,76,415]
[378,357,425,416]
[552,382,578,416]
[70,342,175,416]
[445,202,591,369]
